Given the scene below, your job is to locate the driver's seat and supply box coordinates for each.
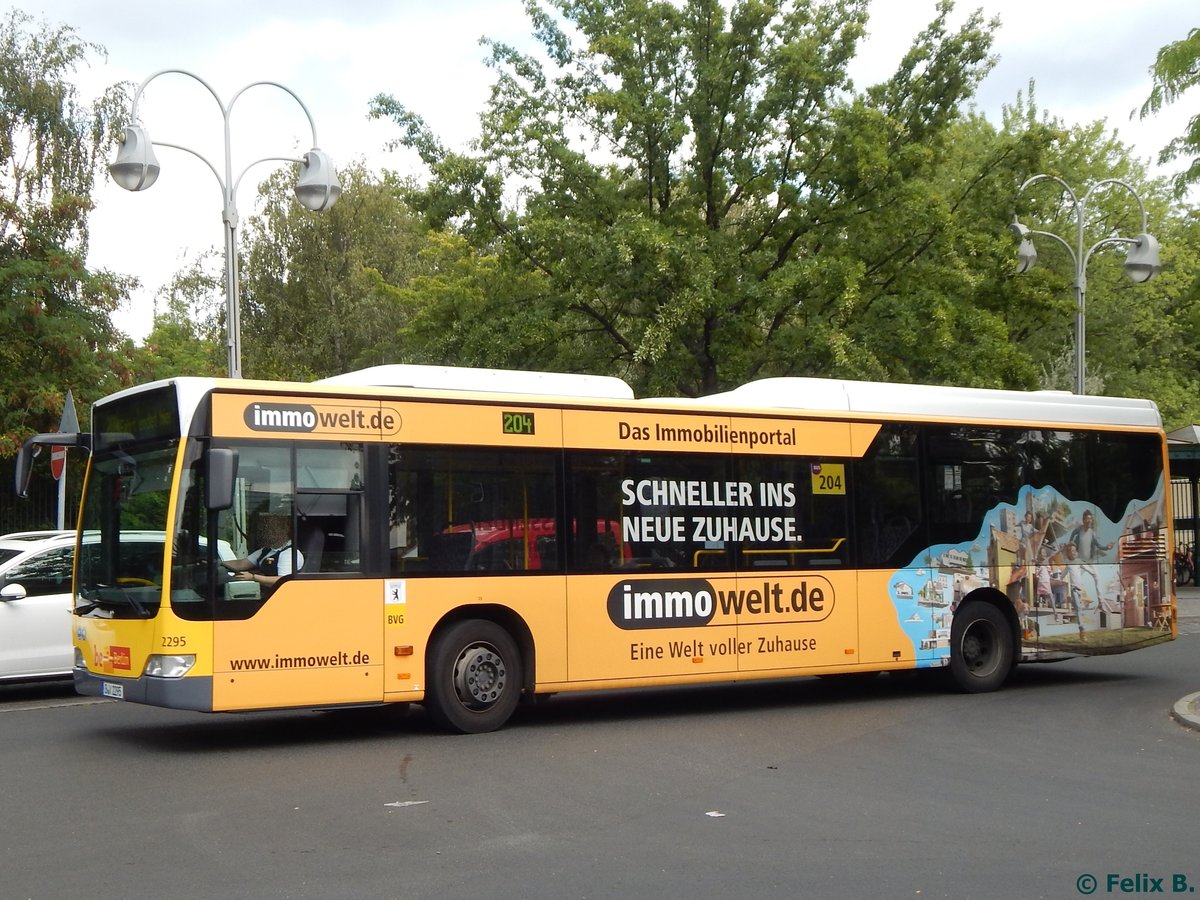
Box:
[297,523,325,574]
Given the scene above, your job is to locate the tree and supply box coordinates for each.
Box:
[361,0,1199,423]
[372,0,1017,396]
[912,88,1071,386]
[1001,85,1200,420]
[1100,193,1200,428]
[237,163,433,380]
[126,253,225,382]
[1139,27,1200,197]
[0,10,130,454]
[388,230,559,369]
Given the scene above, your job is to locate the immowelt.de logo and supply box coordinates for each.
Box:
[606,577,833,629]
[243,402,400,435]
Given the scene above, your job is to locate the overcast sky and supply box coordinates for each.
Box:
[31,0,1198,343]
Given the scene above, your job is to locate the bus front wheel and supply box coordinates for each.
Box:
[948,601,1014,693]
[426,619,523,733]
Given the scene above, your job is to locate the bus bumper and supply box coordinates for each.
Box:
[74,666,213,711]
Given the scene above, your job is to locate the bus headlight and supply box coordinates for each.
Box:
[74,647,85,669]
[143,654,196,678]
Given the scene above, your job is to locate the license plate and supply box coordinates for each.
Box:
[101,682,124,700]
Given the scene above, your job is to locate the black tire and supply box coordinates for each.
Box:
[948,601,1014,693]
[425,619,523,734]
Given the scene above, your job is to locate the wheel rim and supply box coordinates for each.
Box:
[450,641,508,711]
[960,618,1000,678]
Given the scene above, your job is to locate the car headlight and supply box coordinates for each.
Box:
[143,654,196,678]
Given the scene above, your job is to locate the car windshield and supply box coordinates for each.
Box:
[0,548,22,567]
[75,441,177,619]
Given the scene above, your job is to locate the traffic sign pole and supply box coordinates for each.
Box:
[53,390,79,531]
[57,470,66,530]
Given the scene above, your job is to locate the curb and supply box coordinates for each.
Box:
[1171,692,1200,732]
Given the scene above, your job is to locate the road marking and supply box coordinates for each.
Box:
[0,698,111,713]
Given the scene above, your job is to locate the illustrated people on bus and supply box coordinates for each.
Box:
[1060,542,1091,639]
[1068,508,1113,563]
[1018,511,1037,563]
[1035,549,1053,610]
[223,514,304,590]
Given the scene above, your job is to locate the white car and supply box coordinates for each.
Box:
[0,530,233,681]
[0,531,79,680]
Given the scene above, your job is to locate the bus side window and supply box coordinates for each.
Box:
[536,536,559,571]
[565,451,730,573]
[925,426,1020,548]
[427,532,474,570]
[1088,432,1162,524]
[295,444,366,574]
[855,425,923,567]
[733,457,848,571]
[387,445,559,575]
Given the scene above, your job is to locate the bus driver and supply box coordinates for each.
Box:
[223,515,304,590]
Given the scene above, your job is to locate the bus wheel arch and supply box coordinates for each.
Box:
[424,607,532,734]
[948,590,1018,693]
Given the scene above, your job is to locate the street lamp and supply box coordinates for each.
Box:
[1010,175,1161,395]
[109,69,343,379]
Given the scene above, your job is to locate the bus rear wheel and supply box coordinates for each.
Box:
[426,619,523,733]
[948,601,1014,693]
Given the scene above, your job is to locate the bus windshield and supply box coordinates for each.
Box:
[76,441,177,619]
[75,386,182,619]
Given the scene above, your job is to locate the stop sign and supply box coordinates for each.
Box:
[50,446,66,481]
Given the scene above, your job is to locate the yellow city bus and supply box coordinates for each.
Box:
[16,365,1176,732]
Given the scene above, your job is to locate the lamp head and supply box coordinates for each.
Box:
[294,149,342,211]
[109,125,160,192]
[1009,219,1036,274]
[1124,233,1162,284]
[1016,238,1037,274]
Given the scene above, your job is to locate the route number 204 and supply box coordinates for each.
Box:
[811,463,846,496]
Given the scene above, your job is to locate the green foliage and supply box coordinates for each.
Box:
[192,0,1196,436]
[1102,206,1200,429]
[1140,27,1200,196]
[372,0,1021,396]
[0,9,131,454]
[125,254,225,381]
[362,6,1200,426]
[237,163,435,380]
[1000,85,1200,421]
[389,230,562,368]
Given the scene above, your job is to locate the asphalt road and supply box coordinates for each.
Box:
[4,630,1198,900]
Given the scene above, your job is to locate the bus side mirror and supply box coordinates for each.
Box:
[206,448,239,511]
[14,441,42,499]
[14,432,91,499]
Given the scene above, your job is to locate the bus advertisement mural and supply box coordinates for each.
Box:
[888,479,1172,665]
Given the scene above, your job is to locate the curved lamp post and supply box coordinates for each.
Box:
[109,69,342,378]
[1010,175,1161,395]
